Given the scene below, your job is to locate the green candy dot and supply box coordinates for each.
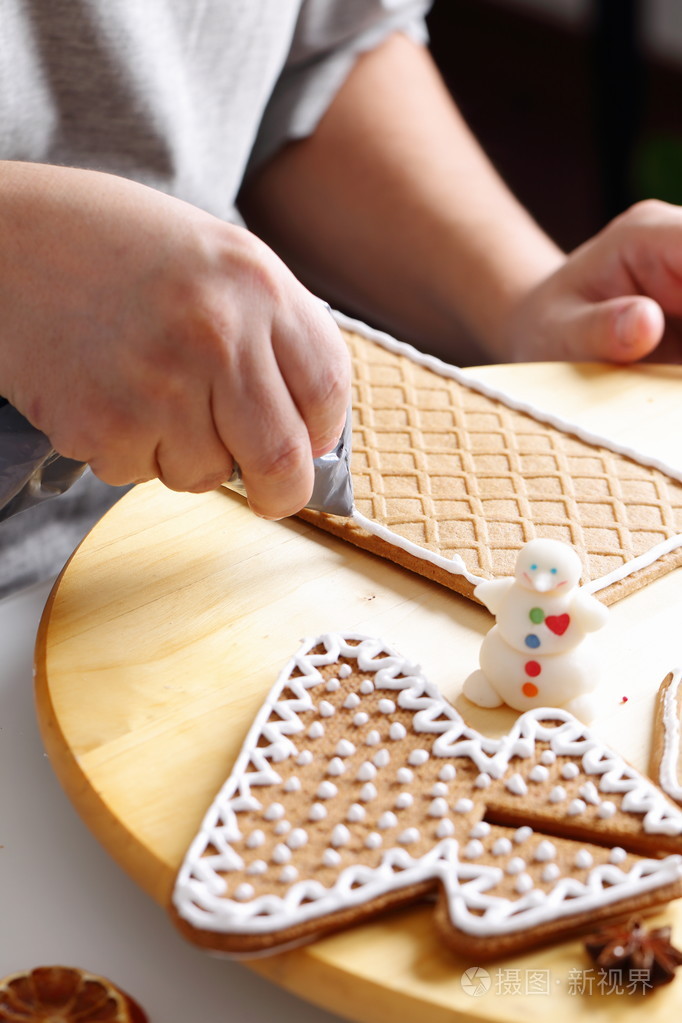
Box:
[529,607,545,624]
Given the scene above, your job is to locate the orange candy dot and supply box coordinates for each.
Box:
[522,682,539,698]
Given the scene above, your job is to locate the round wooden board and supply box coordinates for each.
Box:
[35,362,682,1022]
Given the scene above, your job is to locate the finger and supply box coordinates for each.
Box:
[271,295,351,458]
[212,341,314,520]
[152,390,234,493]
[577,295,664,363]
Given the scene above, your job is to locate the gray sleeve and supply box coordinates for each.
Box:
[246,0,431,172]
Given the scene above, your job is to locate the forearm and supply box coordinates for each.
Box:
[239,32,565,362]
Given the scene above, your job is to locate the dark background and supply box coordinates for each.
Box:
[426,0,682,252]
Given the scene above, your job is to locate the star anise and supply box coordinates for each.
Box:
[585,919,682,988]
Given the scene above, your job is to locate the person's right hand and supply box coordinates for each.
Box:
[0,162,351,519]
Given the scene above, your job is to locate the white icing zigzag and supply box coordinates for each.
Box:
[173,634,682,942]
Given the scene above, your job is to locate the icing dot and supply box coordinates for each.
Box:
[319,701,335,718]
[274,819,291,835]
[234,884,254,902]
[540,750,556,766]
[317,781,338,800]
[264,803,285,821]
[279,865,298,884]
[360,782,378,802]
[534,840,556,862]
[597,801,617,819]
[579,782,600,805]
[246,830,265,849]
[309,803,327,821]
[284,776,301,793]
[360,680,374,695]
[475,773,491,789]
[506,857,526,875]
[470,821,491,839]
[398,828,420,845]
[297,750,314,766]
[373,749,391,769]
[529,607,545,624]
[439,765,456,782]
[247,860,267,875]
[428,797,449,818]
[344,694,361,710]
[357,762,377,782]
[464,840,484,859]
[339,664,352,679]
[541,863,560,883]
[505,773,528,796]
[574,849,593,869]
[327,757,346,777]
[513,738,535,759]
[272,843,291,864]
[409,749,430,767]
[347,803,366,823]
[609,846,627,864]
[378,699,396,714]
[525,660,542,677]
[353,712,369,727]
[389,722,407,741]
[549,786,566,804]
[395,792,413,810]
[525,634,541,649]
[529,765,549,783]
[365,730,381,746]
[492,838,513,856]
[522,682,539,698]
[331,824,351,848]
[323,848,341,867]
[514,826,533,844]
[378,811,398,830]
[515,873,534,894]
[436,819,455,838]
[454,798,474,814]
[326,678,341,693]
[567,799,586,817]
[336,740,356,758]
[287,828,309,850]
[365,832,382,850]
[431,782,448,797]
[397,767,414,784]
[561,762,580,780]
[308,722,325,739]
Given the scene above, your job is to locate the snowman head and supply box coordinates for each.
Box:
[514,538,582,594]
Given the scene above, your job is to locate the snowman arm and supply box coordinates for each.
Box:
[570,589,609,631]
[473,577,514,615]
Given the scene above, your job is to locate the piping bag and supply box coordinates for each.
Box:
[0,397,354,521]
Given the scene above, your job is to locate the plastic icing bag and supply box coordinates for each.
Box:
[0,399,87,522]
[223,405,354,517]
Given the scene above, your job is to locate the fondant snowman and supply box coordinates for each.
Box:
[463,538,608,718]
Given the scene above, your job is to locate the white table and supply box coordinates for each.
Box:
[0,578,346,1022]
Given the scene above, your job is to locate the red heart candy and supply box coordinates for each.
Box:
[545,614,570,636]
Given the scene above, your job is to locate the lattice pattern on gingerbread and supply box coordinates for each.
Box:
[312,326,682,595]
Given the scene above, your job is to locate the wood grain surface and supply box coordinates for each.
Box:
[35,361,682,1022]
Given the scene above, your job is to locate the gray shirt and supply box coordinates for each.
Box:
[0,0,429,597]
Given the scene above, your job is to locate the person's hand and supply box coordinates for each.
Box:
[504,199,682,364]
[0,162,350,519]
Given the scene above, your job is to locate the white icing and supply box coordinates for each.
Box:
[333,311,682,598]
[326,679,340,693]
[344,694,360,710]
[529,765,549,783]
[395,793,413,810]
[505,773,528,796]
[561,763,580,780]
[379,812,398,830]
[246,830,265,849]
[567,799,587,817]
[597,801,616,819]
[274,820,291,835]
[439,766,456,782]
[284,777,301,793]
[378,699,396,714]
[327,758,345,777]
[464,840,484,859]
[331,824,351,848]
[317,781,338,800]
[515,873,534,895]
[273,844,291,865]
[174,632,682,945]
[540,751,556,766]
[287,829,308,850]
[359,783,378,803]
[297,751,313,767]
[534,840,556,862]
[609,847,627,865]
[389,723,407,741]
[347,804,366,823]
[578,782,600,805]
[336,740,356,758]
[658,668,682,802]
[397,768,414,785]
[319,701,335,718]
[431,783,448,797]
[323,849,341,867]
[365,730,381,746]
[365,833,382,850]
[454,798,474,814]
[549,786,566,804]
[428,798,448,818]
[409,749,430,767]
[541,863,560,883]
[264,803,285,821]
[399,829,420,845]
[353,712,369,727]
[470,822,491,839]
[514,827,533,844]
[493,838,513,856]
[247,860,267,876]
[575,850,593,870]
[360,680,374,695]
[373,749,391,769]
[357,761,377,782]
[506,857,525,875]
[339,664,352,679]
[475,773,491,789]
[279,866,298,884]
[308,722,325,739]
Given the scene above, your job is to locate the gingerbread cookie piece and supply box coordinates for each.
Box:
[651,669,682,803]
[297,316,682,606]
[172,634,682,960]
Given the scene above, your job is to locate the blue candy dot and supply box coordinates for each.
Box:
[525,634,541,649]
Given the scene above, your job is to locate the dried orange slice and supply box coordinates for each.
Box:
[0,966,147,1022]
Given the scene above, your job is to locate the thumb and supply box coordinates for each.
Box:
[576,295,665,363]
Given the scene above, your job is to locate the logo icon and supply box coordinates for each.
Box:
[461,966,491,997]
